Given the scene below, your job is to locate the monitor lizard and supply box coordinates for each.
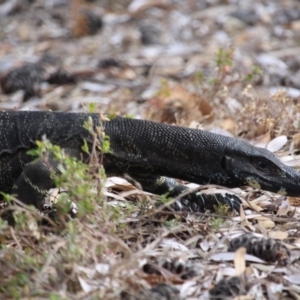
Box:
[1,111,300,215]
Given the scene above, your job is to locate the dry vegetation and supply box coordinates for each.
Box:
[1,0,300,299]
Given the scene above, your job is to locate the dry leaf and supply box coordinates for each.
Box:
[220,118,237,133]
[250,263,277,273]
[104,191,127,201]
[293,239,300,248]
[199,239,210,252]
[233,296,254,300]
[277,199,290,215]
[240,208,255,230]
[288,197,300,207]
[268,231,288,240]
[28,219,41,240]
[147,85,212,125]
[180,281,198,298]
[78,276,94,293]
[234,247,246,276]
[209,127,234,137]
[267,282,284,296]
[246,200,263,211]
[105,177,135,192]
[210,252,265,263]
[160,239,189,251]
[253,132,271,148]
[198,99,213,116]
[258,220,275,229]
[293,132,300,149]
[284,274,300,285]
[128,0,170,14]
[95,263,110,275]
[267,135,288,152]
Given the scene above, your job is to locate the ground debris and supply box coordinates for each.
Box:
[1,0,300,299]
[121,283,180,300]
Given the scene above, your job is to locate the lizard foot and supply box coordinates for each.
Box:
[41,188,78,218]
[168,187,242,213]
[41,200,78,218]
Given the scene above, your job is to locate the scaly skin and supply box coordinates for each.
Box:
[0,111,299,213]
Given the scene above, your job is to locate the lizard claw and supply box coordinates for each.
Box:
[43,188,78,218]
[41,199,78,218]
[41,203,56,215]
[68,200,78,217]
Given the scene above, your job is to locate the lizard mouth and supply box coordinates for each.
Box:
[243,173,300,197]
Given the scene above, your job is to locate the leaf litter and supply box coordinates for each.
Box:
[1,0,300,299]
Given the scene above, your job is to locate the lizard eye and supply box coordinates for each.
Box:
[258,160,268,169]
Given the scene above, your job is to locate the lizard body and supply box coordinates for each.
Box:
[1,111,300,213]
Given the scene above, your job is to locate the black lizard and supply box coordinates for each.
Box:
[1,111,300,215]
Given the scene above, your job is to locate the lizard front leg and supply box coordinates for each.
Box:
[11,147,84,210]
[131,175,242,213]
[11,154,58,210]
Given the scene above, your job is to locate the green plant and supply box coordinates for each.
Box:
[193,48,263,102]
[209,217,223,230]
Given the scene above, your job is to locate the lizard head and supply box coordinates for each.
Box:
[221,142,300,196]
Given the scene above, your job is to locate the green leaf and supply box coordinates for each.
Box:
[81,139,89,153]
[88,102,96,113]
